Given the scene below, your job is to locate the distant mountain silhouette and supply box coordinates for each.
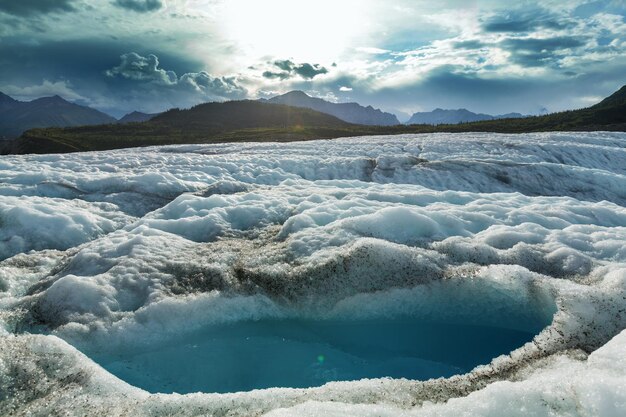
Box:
[0,92,18,112]
[386,108,412,124]
[0,93,115,139]
[266,90,400,126]
[10,100,352,153]
[118,111,159,124]
[152,100,350,129]
[591,84,626,108]
[7,84,626,154]
[407,108,525,125]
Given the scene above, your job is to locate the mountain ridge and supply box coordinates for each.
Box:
[266,90,400,126]
[118,111,159,124]
[8,100,353,153]
[592,85,626,108]
[0,92,115,139]
[5,84,626,154]
[407,108,525,125]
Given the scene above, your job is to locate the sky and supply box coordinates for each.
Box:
[1,0,625,119]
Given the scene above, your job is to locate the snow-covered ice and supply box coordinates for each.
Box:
[1,132,626,416]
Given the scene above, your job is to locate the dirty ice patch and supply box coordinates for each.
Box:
[137,191,293,242]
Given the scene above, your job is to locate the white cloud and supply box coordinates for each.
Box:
[106,53,177,84]
[356,47,391,54]
[106,52,248,101]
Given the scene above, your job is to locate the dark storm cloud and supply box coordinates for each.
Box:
[262,70,290,80]
[0,0,76,16]
[481,8,574,33]
[112,0,163,13]
[262,71,290,80]
[502,37,587,52]
[294,63,329,79]
[0,38,199,86]
[274,60,295,72]
[1,0,624,121]
[450,32,591,69]
[263,60,328,80]
[0,38,213,116]
[500,36,587,67]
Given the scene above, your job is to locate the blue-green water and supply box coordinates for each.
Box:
[90,318,542,394]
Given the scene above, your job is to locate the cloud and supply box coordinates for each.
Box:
[510,36,587,58]
[274,60,295,72]
[179,72,247,98]
[481,8,575,33]
[0,37,215,116]
[500,36,588,67]
[0,80,86,102]
[262,71,290,80]
[106,53,177,84]
[356,47,391,54]
[105,52,248,108]
[262,60,329,80]
[453,40,487,50]
[112,0,163,13]
[1,0,625,119]
[0,0,76,16]
[339,86,353,92]
[294,63,329,79]
[288,2,626,116]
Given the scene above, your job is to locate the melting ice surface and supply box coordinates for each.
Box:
[1,132,626,416]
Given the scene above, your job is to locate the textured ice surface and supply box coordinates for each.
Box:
[1,132,626,415]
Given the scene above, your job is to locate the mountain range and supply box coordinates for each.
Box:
[264,90,400,125]
[0,90,401,139]
[153,100,348,130]
[0,89,534,140]
[118,111,159,124]
[9,100,352,154]
[3,84,626,154]
[0,93,116,139]
[406,108,525,125]
[265,91,527,125]
[8,86,626,153]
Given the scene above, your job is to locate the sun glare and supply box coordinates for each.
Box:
[219,0,370,64]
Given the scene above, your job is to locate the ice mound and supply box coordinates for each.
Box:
[0,196,134,260]
[1,132,626,415]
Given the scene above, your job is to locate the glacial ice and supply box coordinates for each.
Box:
[0,132,625,416]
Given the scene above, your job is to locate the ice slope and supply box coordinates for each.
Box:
[0,132,625,415]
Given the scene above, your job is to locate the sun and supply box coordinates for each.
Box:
[218,0,370,64]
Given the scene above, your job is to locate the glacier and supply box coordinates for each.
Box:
[0,132,625,416]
